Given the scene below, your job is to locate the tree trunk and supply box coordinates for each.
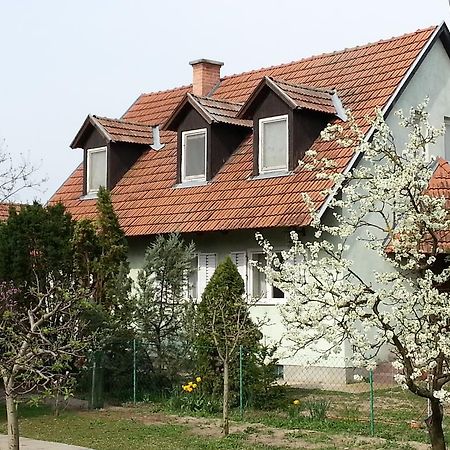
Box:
[222,359,229,436]
[425,398,446,450]
[4,378,19,450]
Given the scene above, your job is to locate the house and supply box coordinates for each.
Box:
[51,23,450,384]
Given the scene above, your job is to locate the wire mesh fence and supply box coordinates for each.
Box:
[80,339,431,438]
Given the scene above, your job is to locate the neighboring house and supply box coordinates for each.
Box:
[51,24,450,383]
[0,203,23,221]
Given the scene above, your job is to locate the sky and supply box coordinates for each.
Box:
[0,0,449,203]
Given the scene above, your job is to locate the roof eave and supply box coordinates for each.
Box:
[316,23,445,223]
[163,93,214,131]
[70,114,112,149]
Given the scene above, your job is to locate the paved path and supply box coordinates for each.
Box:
[0,435,93,450]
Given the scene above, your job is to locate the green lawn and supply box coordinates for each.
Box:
[0,405,282,450]
[0,400,433,450]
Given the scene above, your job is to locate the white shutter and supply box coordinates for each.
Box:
[198,253,216,297]
[230,252,247,291]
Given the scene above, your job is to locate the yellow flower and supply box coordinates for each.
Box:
[192,383,197,389]
[187,387,193,393]
[293,399,300,405]
[196,376,202,383]
[188,381,193,386]
[182,385,188,391]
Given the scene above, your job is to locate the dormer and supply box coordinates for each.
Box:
[238,77,346,177]
[70,115,156,196]
[164,92,251,185]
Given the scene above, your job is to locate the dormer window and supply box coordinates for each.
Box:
[87,146,107,194]
[259,115,288,173]
[181,129,207,183]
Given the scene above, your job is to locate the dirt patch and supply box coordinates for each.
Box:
[90,406,431,449]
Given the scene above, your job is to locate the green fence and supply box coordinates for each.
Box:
[83,339,432,439]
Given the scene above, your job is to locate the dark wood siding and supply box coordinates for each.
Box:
[251,90,291,175]
[292,110,332,171]
[108,142,144,190]
[177,108,210,183]
[81,127,146,195]
[82,128,108,195]
[250,88,333,174]
[210,124,249,180]
[176,107,248,183]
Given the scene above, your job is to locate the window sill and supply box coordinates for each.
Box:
[174,179,209,188]
[254,298,286,306]
[79,192,99,200]
[249,170,292,181]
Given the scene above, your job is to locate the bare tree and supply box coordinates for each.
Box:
[0,140,46,202]
[0,282,89,450]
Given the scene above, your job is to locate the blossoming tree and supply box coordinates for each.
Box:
[258,102,450,450]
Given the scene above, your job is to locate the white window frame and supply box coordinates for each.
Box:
[181,128,207,183]
[86,146,107,194]
[445,117,450,161]
[249,250,286,305]
[258,115,289,174]
[197,252,216,299]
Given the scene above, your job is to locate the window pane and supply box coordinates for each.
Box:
[188,255,198,300]
[261,118,287,171]
[445,118,450,161]
[184,132,206,178]
[88,149,106,192]
[272,252,285,298]
[252,253,266,298]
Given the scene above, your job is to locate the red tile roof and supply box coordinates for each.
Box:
[423,158,450,252]
[93,116,153,146]
[240,77,339,117]
[0,204,11,221]
[165,94,251,130]
[0,203,24,221]
[51,26,440,236]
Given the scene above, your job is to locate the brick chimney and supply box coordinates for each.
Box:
[189,59,224,97]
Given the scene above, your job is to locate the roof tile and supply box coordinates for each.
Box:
[50,27,438,236]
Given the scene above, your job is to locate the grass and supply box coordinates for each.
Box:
[0,405,284,450]
[0,385,439,449]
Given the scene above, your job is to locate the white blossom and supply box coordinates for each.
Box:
[256,102,450,413]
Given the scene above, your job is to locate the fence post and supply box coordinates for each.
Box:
[91,358,96,409]
[133,339,137,404]
[369,369,375,436]
[239,345,243,418]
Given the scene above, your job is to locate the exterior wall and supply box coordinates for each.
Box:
[125,38,450,385]
[338,37,450,366]
[386,38,450,159]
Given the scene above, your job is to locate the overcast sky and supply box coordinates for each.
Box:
[1,0,449,202]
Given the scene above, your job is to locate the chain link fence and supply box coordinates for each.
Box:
[81,339,431,438]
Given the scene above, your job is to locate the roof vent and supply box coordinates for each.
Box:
[189,59,223,97]
[151,125,165,151]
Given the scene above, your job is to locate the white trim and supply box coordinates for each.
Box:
[181,128,207,183]
[258,114,289,174]
[249,250,286,306]
[317,24,443,221]
[86,146,107,194]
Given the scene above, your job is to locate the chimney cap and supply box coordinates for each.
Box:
[189,58,224,67]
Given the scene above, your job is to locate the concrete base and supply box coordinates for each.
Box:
[281,362,397,390]
[0,435,93,450]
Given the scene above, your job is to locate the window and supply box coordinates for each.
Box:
[230,252,247,290]
[250,252,285,302]
[181,129,207,182]
[259,115,288,173]
[187,255,199,300]
[445,117,450,161]
[197,253,216,298]
[87,147,107,194]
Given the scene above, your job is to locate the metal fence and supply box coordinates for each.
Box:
[82,339,431,439]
